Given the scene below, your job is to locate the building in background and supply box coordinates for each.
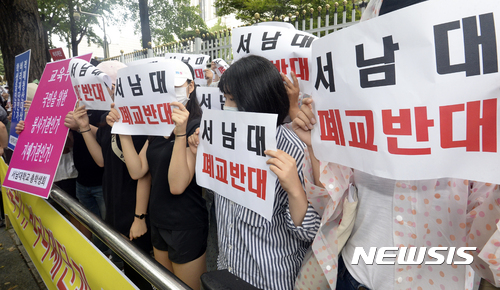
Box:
[191,0,242,29]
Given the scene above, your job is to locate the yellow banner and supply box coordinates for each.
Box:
[0,158,137,290]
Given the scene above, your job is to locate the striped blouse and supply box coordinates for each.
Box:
[215,125,321,290]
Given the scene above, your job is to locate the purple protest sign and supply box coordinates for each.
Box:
[3,54,92,199]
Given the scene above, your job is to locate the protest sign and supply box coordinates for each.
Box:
[197,87,225,111]
[49,48,66,61]
[111,60,177,136]
[310,0,500,183]
[3,54,92,198]
[8,49,31,150]
[164,53,210,85]
[0,160,138,290]
[212,58,230,77]
[196,110,277,221]
[232,22,317,94]
[70,58,113,110]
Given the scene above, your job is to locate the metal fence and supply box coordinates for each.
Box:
[49,185,192,290]
[104,0,366,64]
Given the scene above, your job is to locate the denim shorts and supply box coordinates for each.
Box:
[337,255,370,290]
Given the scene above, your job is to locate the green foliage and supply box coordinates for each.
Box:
[38,0,119,55]
[120,0,208,46]
[214,0,362,30]
[209,18,229,32]
[150,0,208,44]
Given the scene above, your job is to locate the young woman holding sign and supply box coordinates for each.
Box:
[107,59,208,290]
[189,55,320,290]
[290,1,500,289]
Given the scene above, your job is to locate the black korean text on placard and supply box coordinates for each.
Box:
[200,93,211,109]
[315,52,335,92]
[356,36,399,88]
[220,94,226,110]
[115,77,124,98]
[291,34,314,48]
[237,33,252,54]
[128,74,143,96]
[70,63,78,78]
[247,125,266,156]
[262,31,282,51]
[149,70,167,94]
[79,63,92,77]
[202,120,213,145]
[434,13,497,77]
[222,122,237,149]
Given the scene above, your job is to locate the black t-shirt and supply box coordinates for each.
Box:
[72,110,105,186]
[147,118,208,230]
[96,118,148,235]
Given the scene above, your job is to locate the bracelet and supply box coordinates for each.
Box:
[175,133,187,138]
[79,128,91,134]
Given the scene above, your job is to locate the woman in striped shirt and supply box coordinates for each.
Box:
[195,55,321,289]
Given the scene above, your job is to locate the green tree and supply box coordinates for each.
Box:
[123,0,208,45]
[38,0,118,57]
[214,0,362,30]
[0,0,47,89]
[209,18,229,32]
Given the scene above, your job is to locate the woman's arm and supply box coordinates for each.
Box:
[106,102,149,179]
[265,149,308,226]
[292,98,322,186]
[168,101,196,195]
[129,172,151,240]
[119,135,149,180]
[73,104,104,167]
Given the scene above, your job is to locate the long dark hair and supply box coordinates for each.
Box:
[218,55,289,126]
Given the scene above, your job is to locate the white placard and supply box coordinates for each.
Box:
[232,22,317,94]
[311,0,500,184]
[164,53,210,86]
[212,58,230,76]
[70,59,112,110]
[111,61,177,136]
[197,87,225,111]
[196,110,278,221]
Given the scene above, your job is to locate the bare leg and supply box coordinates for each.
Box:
[172,253,206,290]
[153,247,174,273]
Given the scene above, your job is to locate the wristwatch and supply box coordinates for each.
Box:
[134,213,147,219]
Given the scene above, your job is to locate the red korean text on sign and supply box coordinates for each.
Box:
[382,107,434,155]
[440,98,497,152]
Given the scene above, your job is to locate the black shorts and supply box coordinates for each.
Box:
[151,224,208,264]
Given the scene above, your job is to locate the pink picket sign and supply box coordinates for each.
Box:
[3,54,92,199]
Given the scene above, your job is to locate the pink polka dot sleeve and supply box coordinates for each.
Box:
[467,182,500,287]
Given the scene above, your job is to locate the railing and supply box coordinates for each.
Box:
[104,0,367,64]
[49,184,192,290]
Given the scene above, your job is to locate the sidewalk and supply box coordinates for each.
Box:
[0,220,46,290]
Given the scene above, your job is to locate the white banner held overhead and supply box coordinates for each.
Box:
[232,22,317,94]
[111,61,177,136]
[69,59,113,110]
[164,53,210,86]
[311,0,500,184]
[196,110,278,221]
[197,87,225,111]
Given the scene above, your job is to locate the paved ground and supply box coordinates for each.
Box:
[0,219,46,290]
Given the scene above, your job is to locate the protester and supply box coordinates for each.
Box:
[292,1,500,289]
[189,54,320,290]
[70,60,153,289]
[15,83,84,235]
[107,59,208,290]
